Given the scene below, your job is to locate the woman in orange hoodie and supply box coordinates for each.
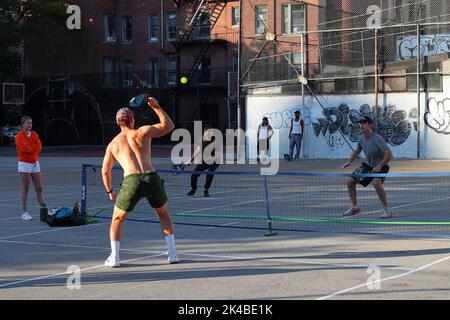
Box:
[15,116,46,221]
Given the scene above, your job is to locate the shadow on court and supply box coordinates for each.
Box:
[1,156,450,300]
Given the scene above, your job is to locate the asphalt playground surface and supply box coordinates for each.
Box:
[1,146,450,300]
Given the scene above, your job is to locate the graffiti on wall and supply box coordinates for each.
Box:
[263,107,311,129]
[425,98,450,134]
[397,34,450,60]
[326,134,346,151]
[313,104,417,150]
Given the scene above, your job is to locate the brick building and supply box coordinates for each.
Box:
[23,0,239,145]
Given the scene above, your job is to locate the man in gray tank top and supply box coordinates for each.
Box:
[340,116,394,219]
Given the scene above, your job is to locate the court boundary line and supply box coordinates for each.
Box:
[317,254,450,300]
[0,253,166,289]
[0,185,80,191]
[0,192,80,203]
[0,238,414,278]
[0,222,108,240]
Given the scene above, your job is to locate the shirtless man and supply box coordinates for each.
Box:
[102,97,178,267]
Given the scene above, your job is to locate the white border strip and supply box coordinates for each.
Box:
[317,255,450,300]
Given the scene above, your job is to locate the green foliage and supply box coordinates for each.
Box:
[0,0,89,79]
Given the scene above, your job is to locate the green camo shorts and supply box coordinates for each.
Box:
[115,172,167,212]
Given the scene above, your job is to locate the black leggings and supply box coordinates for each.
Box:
[191,163,220,190]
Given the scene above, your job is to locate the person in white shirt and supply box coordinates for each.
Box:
[288,111,304,160]
[257,117,274,162]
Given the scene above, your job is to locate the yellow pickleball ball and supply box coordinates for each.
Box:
[180,77,188,84]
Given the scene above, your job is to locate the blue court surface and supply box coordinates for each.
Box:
[1,155,450,300]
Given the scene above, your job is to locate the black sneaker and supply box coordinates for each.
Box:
[187,189,196,196]
[204,190,210,197]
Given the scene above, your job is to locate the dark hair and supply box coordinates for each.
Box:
[203,123,211,131]
[358,116,373,125]
[262,117,268,121]
[21,116,32,125]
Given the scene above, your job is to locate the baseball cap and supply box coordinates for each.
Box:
[116,107,134,126]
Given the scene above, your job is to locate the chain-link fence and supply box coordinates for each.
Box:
[21,66,235,145]
[240,0,450,94]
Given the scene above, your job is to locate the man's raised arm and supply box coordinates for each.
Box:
[139,97,175,138]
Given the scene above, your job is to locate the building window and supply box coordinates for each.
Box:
[194,10,211,39]
[149,59,159,88]
[122,60,133,87]
[166,58,177,86]
[103,14,116,42]
[122,16,133,43]
[167,12,177,41]
[197,57,211,83]
[286,51,303,79]
[103,58,117,87]
[232,7,240,26]
[148,14,159,42]
[232,54,238,72]
[255,6,268,35]
[282,4,305,34]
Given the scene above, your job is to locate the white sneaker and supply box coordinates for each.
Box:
[381,209,393,219]
[342,207,362,217]
[166,251,180,264]
[21,212,33,221]
[104,254,120,268]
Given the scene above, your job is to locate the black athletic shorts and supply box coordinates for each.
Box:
[352,163,390,187]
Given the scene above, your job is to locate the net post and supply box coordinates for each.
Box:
[81,164,87,214]
[263,175,277,236]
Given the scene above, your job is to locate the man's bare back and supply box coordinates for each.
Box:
[101,97,179,268]
[109,129,154,176]
[102,97,174,197]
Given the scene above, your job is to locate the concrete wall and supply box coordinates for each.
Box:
[246,76,450,160]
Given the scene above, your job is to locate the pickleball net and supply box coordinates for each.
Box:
[81,164,450,237]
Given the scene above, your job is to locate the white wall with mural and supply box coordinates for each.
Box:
[246,76,450,159]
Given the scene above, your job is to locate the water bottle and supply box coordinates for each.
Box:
[40,205,48,221]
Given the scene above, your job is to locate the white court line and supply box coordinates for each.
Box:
[174,194,287,216]
[0,192,79,203]
[169,190,236,201]
[317,254,450,300]
[0,216,27,222]
[0,185,80,191]
[0,222,108,240]
[0,239,157,254]
[0,253,165,289]
[0,238,413,286]
[180,252,414,272]
[338,196,450,220]
[85,190,239,213]
[207,222,241,228]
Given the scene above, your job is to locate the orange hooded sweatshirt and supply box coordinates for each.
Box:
[15,131,42,163]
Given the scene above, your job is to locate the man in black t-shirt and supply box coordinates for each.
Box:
[186,124,220,197]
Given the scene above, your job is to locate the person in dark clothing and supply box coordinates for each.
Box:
[186,124,220,198]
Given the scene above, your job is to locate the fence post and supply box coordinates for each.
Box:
[81,164,87,214]
[263,175,277,236]
[416,23,421,159]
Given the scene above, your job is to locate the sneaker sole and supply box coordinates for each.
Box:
[105,263,120,268]
[168,260,180,264]
[342,211,362,217]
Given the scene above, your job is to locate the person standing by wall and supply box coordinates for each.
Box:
[15,116,46,220]
[288,110,304,160]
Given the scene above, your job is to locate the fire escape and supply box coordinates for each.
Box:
[172,0,227,130]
